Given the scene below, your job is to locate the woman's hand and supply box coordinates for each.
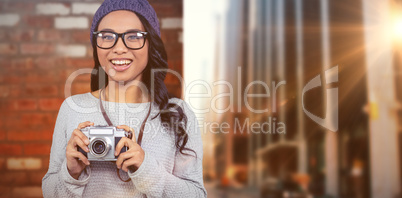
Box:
[115,125,145,172]
[66,121,93,179]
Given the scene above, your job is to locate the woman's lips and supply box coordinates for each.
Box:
[110,59,133,72]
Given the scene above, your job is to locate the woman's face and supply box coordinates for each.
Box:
[97,10,149,84]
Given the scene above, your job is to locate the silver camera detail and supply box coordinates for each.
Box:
[78,126,130,161]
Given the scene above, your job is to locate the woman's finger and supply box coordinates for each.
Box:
[66,149,90,166]
[116,125,136,142]
[77,121,94,129]
[73,136,89,152]
[115,150,136,169]
[71,129,90,145]
[121,158,138,172]
[114,137,136,157]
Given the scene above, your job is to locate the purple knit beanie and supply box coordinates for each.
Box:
[90,0,160,43]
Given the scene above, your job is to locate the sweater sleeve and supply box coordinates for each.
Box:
[128,100,207,198]
[42,99,91,198]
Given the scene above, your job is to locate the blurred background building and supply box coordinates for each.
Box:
[0,0,401,197]
[185,0,401,197]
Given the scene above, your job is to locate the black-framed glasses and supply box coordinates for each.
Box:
[93,31,148,50]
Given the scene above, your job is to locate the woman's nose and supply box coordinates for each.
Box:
[112,37,128,54]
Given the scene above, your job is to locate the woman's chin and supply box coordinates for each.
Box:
[108,75,142,85]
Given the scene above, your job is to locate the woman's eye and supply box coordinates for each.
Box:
[101,34,115,41]
[127,35,141,40]
[103,36,114,40]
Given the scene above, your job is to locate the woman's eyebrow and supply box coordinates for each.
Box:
[99,28,114,32]
[125,28,143,32]
[98,28,143,32]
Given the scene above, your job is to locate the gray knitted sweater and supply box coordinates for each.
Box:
[42,93,206,198]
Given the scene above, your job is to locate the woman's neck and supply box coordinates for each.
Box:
[103,80,149,103]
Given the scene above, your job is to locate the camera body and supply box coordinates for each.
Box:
[78,126,129,161]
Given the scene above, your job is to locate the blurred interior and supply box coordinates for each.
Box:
[184,0,402,197]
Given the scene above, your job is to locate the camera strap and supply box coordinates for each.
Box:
[99,89,152,183]
[99,88,152,146]
[99,89,113,126]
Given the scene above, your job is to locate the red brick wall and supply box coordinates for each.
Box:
[0,1,183,197]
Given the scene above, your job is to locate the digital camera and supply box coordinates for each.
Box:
[78,126,131,161]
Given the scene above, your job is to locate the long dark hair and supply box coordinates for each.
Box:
[90,12,194,156]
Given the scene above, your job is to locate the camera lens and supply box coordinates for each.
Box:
[92,140,106,154]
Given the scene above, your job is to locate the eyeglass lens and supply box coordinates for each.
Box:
[96,32,146,49]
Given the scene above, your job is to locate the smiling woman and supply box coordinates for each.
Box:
[41,0,206,197]
[95,11,149,83]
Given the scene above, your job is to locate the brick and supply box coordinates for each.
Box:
[69,72,91,82]
[2,2,35,12]
[20,43,54,55]
[160,30,179,43]
[0,43,18,55]
[37,29,63,41]
[0,185,11,197]
[57,44,86,57]
[165,44,182,59]
[64,58,94,68]
[0,85,8,98]
[12,186,42,197]
[34,57,63,69]
[25,15,53,28]
[166,84,181,98]
[152,3,182,17]
[11,99,38,111]
[169,59,183,71]
[0,30,5,40]
[165,72,180,85]
[0,127,5,140]
[41,129,54,141]
[161,17,182,29]
[178,31,183,43]
[0,74,21,84]
[7,158,41,170]
[2,113,19,128]
[39,98,64,111]
[25,71,62,84]
[55,17,88,29]
[0,14,20,26]
[0,158,5,170]
[7,30,35,42]
[25,84,58,97]
[72,3,101,15]
[86,45,93,57]
[28,170,48,185]
[71,82,91,95]
[0,58,34,72]
[7,130,42,142]
[72,30,90,43]
[36,3,70,15]
[0,84,22,97]
[42,157,50,170]
[14,58,34,70]
[9,85,23,97]
[0,172,28,185]
[0,144,22,155]
[20,113,55,128]
[24,143,51,156]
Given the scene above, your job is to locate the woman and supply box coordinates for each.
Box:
[42,0,206,197]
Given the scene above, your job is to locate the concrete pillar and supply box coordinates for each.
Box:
[363,0,402,197]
